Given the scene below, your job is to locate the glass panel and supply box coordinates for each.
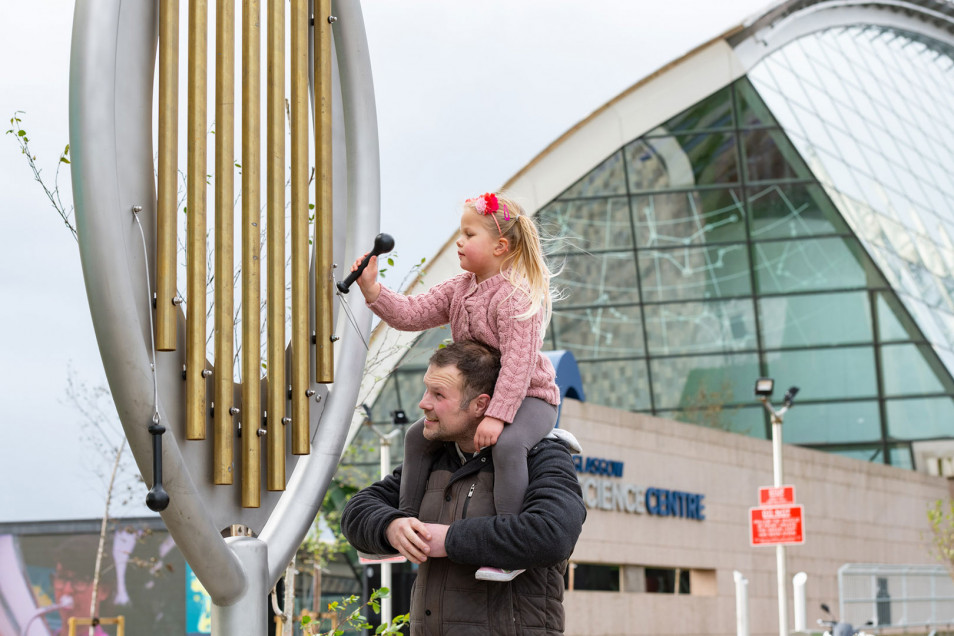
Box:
[558,251,640,305]
[659,404,767,438]
[650,352,760,410]
[577,359,652,411]
[889,444,914,469]
[881,343,953,396]
[551,304,644,358]
[886,397,954,439]
[573,564,620,592]
[558,151,628,198]
[735,78,781,128]
[653,85,734,134]
[631,188,746,248]
[748,183,851,239]
[638,244,751,302]
[536,196,633,252]
[753,237,878,294]
[765,347,878,400]
[781,400,881,444]
[820,445,889,464]
[645,568,691,594]
[644,299,757,355]
[748,27,954,385]
[625,138,673,192]
[625,132,740,192]
[394,368,428,421]
[741,128,813,182]
[759,291,872,348]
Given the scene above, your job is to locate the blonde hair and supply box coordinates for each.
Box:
[463,193,554,326]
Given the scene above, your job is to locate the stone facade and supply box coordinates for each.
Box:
[558,399,952,636]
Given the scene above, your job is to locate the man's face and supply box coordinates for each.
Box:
[418,363,484,452]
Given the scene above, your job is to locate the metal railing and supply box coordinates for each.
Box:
[838,563,954,629]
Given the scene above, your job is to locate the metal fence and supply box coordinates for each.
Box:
[838,564,954,629]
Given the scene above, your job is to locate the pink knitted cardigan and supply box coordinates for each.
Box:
[367,271,560,423]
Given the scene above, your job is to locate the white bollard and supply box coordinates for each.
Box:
[735,570,750,636]
[793,572,807,632]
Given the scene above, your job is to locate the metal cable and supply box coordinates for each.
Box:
[132,207,162,424]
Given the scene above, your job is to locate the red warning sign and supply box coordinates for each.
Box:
[749,504,804,546]
[759,485,795,506]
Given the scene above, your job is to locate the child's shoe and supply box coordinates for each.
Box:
[475,567,525,582]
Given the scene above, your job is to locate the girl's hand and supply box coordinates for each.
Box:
[474,416,505,450]
[351,253,381,302]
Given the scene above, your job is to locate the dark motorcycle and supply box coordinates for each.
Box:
[817,603,874,636]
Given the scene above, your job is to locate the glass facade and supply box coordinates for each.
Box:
[359,26,954,470]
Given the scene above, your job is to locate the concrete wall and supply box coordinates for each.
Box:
[558,399,951,636]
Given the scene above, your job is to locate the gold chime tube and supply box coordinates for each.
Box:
[265,0,285,491]
[241,0,262,508]
[290,0,310,454]
[186,0,209,440]
[157,0,179,352]
[213,0,236,485]
[314,0,334,383]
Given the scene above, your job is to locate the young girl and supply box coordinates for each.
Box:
[351,192,561,580]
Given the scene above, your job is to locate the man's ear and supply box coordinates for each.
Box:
[472,393,491,417]
[494,237,510,256]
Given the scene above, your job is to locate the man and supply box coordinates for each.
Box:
[341,340,586,635]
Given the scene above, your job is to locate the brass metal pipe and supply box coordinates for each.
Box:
[213,0,236,485]
[289,0,309,455]
[265,0,285,491]
[157,0,179,352]
[186,0,209,440]
[314,0,334,384]
[241,0,262,509]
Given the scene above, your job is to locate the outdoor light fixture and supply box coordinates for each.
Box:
[755,377,775,397]
[783,387,800,408]
[391,409,409,425]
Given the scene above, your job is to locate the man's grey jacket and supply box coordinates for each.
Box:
[341,437,586,635]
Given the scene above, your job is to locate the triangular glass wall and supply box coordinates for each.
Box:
[535,77,954,467]
[361,42,954,469]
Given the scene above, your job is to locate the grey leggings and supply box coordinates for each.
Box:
[398,397,558,517]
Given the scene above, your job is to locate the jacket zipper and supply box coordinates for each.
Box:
[461,482,476,518]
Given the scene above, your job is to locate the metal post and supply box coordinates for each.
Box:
[210,537,268,634]
[793,572,807,632]
[735,570,750,636]
[379,435,393,625]
[773,412,788,636]
[366,416,402,628]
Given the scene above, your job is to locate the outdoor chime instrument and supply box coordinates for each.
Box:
[69,0,386,632]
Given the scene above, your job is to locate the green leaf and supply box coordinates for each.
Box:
[387,257,394,266]
[301,616,312,625]
[60,157,70,164]
[18,129,26,137]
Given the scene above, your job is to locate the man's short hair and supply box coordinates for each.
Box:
[429,340,501,407]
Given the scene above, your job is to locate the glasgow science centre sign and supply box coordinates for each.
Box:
[574,455,706,521]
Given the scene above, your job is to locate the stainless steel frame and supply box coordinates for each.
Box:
[68,0,378,631]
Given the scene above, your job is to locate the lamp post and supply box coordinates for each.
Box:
[755,378,799,636]
[364,408,409,627]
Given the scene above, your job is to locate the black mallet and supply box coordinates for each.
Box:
[145,419,170,512]
[336,233,395,294]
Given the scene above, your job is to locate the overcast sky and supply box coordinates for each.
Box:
[0,0,772,522]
